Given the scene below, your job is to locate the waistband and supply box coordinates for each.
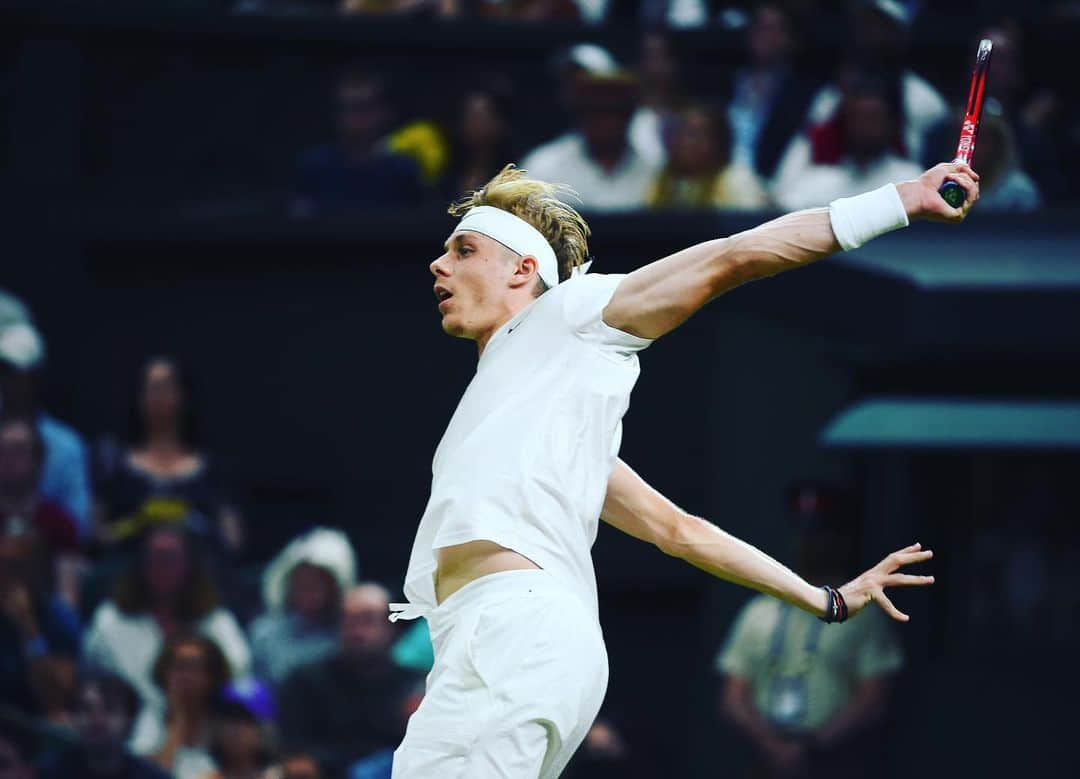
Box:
[389,568,564,627]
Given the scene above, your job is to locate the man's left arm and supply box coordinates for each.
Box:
[602,459,934,621]
[602,162,979,340]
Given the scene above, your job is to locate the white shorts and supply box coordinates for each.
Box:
[391,569,608,779]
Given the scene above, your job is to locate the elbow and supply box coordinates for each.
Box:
[655,510,693,558]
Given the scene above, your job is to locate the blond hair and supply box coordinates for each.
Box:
[448,165,591,284]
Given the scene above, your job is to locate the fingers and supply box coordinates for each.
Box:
[951,161,980,182]
[885,572,935,588]
[873,590,909,622]
[893,549,934,566]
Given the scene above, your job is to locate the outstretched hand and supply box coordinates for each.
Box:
[896,162,980,224]
[838,542,934,622]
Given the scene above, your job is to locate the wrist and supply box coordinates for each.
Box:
[895,180,924,221]
[828,184,910,251]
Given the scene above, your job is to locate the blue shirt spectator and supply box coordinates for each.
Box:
[38,412,92,540]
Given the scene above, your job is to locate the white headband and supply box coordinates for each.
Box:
[453,206,590,288]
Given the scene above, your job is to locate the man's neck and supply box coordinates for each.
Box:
[476,298,533,358]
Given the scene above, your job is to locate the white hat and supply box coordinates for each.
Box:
[0,290,32,330]
[0,322,45,371]
[261,527,358,612]
[565,44,620,77]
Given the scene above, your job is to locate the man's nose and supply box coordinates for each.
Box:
[430,253,451,277]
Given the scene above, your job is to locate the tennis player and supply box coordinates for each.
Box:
[389,161,979,777]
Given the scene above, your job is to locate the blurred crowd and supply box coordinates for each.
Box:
[0,285,432,778]
[277,1,1077,217]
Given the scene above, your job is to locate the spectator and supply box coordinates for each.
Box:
[442,82,516,198]
[773,0,947,193]
[249,527,357,688]
[0,318,92,541]
[40,668,170,779]
[629,32,687,168]
[773,70,922,211]
[292,69,423,215]
[95,356,242,555]
[276,583,423,775]
[723,2,819,181]
[648,105,769,210]
[954,110,1039,211]
[206,701,270,779]
[521,52,658,212]
[83,525,251,754]
[0,417,82,613]
[716,485,904,779]
[147,635,230,779]
[0,522,81,723]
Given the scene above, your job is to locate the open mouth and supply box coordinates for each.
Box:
[435,286,453,304]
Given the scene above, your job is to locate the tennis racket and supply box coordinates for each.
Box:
[939,39,993,208]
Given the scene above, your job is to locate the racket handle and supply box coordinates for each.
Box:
[939,180,966,208]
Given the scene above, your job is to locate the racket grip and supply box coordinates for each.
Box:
[939,180,966,208]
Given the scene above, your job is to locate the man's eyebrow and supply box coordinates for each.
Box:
[443,234,473,252]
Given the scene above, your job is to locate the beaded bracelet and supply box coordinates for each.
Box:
[819,585,849,624]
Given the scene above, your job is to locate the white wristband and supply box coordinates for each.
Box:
[828,183,910,252]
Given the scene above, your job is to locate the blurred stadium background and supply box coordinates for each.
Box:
[2,1,1079,778]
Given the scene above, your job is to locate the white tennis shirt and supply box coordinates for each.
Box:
[393,273,652,623]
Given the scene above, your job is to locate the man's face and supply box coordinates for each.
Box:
[287,563,337,622]
[748,5,793,67]
[140,360,183,429]
[340,587,394,659]
[0,422,38,495]
[430,231,520,342]
[639,33,677,91]
[460,93,505,151]
[579,105,633,155]
[75,684,131,749]
[671,110,719,174]
[337,82,387,149]
[844,93,893,160]
[165,641,215,706]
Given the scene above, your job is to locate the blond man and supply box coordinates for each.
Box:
[389,162,979,777]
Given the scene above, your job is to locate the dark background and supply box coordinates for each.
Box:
[3,2,1080,776]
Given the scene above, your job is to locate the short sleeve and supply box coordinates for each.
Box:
[559,273,653,356]
[715,597,770,679]
[854,609,905,679]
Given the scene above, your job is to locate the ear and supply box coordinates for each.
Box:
[507,254,539,290]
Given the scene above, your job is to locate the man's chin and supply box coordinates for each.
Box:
[440,317,473,340]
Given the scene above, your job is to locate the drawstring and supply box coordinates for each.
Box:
[389,602,430,623]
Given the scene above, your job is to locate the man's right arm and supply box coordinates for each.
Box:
[601,162,980,341]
